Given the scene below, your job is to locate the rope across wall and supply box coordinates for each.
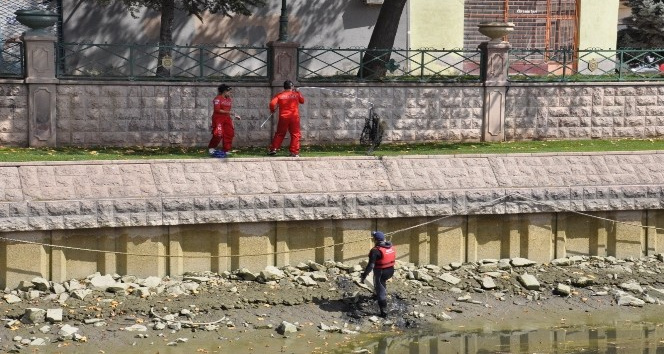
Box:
[0,192,661,259]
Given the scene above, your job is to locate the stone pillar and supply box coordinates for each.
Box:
[479,40,510,142]
[267,41,299,90]
[22,32,58,147]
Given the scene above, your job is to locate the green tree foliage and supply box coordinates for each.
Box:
[358,0,408,79]
[619,0,664,48]
[95,0,266,76]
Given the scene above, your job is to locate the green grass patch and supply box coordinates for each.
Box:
[1,139,663,162]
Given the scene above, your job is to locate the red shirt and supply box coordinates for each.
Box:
[213,95,232,118]
[269,90,305,118]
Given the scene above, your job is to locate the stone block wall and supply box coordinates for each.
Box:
[5,79,664,148]
[505,84,664,140]
[53,83,484,148]
[0,83,28,146]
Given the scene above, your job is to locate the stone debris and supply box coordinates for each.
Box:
[0,255,663,351]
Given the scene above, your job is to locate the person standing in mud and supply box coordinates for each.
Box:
[208,84,240,158]
[360,231,396,318]
[267,80,305,157]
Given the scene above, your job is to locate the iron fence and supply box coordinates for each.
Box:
[56,42,269,81]
[0,42,23,78]
[509,48,664,82]
[298,47,482,83]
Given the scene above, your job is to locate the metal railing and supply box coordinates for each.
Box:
[0,42,23,78]
[298,47,482,83]
[509,48,664,82]
[56,42,269,81]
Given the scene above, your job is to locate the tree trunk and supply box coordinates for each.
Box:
[358,0,408,79]
[156,0,175,77]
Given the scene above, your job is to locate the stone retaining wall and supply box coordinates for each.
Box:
[506,84,664,140]
[1,152,664,287]
[4,81,664,148]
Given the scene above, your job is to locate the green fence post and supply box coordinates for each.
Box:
[199,46,204,79]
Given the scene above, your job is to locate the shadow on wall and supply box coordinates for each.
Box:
[61,0,380,48]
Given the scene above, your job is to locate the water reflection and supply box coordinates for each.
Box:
[345,322,664,353]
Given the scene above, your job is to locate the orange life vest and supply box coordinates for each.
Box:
[373,245,396,269]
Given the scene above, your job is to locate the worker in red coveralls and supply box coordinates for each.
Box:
[208,84,240,158]
[267,80,305,157]
[360,231,396,318]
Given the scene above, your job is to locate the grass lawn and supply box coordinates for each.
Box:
[1,139,663,162]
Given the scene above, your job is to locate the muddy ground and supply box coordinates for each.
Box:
[1,255,663,353]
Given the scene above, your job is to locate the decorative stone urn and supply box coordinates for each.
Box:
[15,9,58,34]
[478,22,515,43]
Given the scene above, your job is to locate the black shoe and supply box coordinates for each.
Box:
[379,310,388,318]
[267,149,277,156]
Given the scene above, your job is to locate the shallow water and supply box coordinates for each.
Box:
[35,310,664,353]
[334,309,664,354]
[336,321,664,353]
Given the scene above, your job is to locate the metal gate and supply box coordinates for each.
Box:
[464,0,578,51]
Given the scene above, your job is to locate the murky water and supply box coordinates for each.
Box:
[40,310,664,353]
[334,321,664,353]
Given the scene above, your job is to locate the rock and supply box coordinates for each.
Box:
[481,277,496,290]
[555,283,572,296]
[310,271,328,282]
[46,309,63,323]
[572,276,594,287]
[619,280,644,294]
[277,321,298,335]
[414,270,433,282]
[237,269,257,281]
[20,308,46,324]
[4,294,21,304]
[449,262,462,270]
[617,295,645,307]
[478,264,498,273]
[434,312,452,321]
[296,275,318,286]
[39,325,50,333]
[26,290,40,300]
[52,283,66,295]
[31,277,50,292]
[166,285,185,296]
[569,256,586,263]
[181,282,200,292]
[71,289,91,300]
[438,273,461,285]
[107,284,129,293]
[183,276,210,283]
[307,261,326,272]
[551,258,572,266]
[517,273,540,291]
[29,338,47,346]
[260,266,286,281]
[89,274,117,290]
[142,276,162,288]
[511,258,536,267]
[122,324,148,332]
[58,324,79,338]
[57,293,69,305]
[66,279,85,292]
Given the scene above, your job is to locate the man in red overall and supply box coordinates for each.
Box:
[208,84,240,158]
[360,231,396,318]
[268,80,305,157]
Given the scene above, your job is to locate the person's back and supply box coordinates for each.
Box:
[270,90,304,118]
